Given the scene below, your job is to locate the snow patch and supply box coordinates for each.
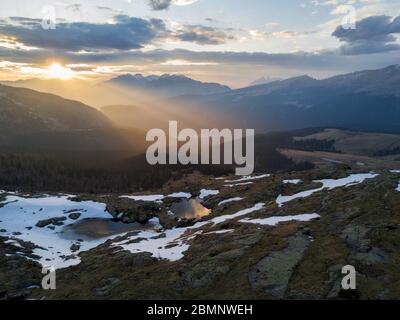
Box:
[204,229,234,235]
[224,182,254,188]
[113,203,265,261]
[199,189,219,200]
[276,173,379,207]
[218,197,244,206]
[167,192,192,199]
[121,194,164,202]
[224,174,270,183]
[121,192,192,202]
[283,179,302,185]
[241,213,320,226]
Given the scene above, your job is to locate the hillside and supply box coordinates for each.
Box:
[0,84,112,132]
[0,84,138,153]
[1,167,400,299]
[294,128,400,157]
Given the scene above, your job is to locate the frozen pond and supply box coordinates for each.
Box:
[60,218,154,241]
[0,194,147,269]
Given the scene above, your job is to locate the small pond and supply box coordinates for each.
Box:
[169,198,211,220]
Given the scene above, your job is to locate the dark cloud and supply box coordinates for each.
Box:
[173,25,236,45]
[2,41,400,82]
[332,15,400,55]
[0,15,235,51]
[148,0,172,11]
[0,15,168,51]
[2,43,398,74]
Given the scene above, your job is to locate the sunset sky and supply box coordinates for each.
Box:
[0,0,400,87]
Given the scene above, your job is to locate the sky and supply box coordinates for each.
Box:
[0,0,400,87]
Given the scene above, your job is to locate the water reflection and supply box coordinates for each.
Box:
[170,199,211,220]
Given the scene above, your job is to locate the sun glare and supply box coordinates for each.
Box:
[47,63,74,80]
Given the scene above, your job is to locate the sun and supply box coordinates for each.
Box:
[47,63,74,80]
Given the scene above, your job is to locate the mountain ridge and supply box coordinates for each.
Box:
[174,65,400,133]
[0,84,141,154]
[104,73,231,97]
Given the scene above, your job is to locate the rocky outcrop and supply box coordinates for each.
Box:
[105,199,161,224]
[35,217,67,228]
[248,234,310,299]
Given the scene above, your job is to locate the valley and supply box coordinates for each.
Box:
[1,66,400,301]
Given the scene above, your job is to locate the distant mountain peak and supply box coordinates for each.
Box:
[250,76,282,86]
[286,75,316,83]
[112,73,190,82]
[105,73,230,97]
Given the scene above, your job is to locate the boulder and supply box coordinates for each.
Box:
[35,217,67,228]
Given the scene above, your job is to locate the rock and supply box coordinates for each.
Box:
[151,233,167,240]
[184,262,230,289]
[301,227,312,236]
[352,247,389,266]
[335,207,360,219]
[341,225,370,251]
[248,234,310,299]
[35,217,67,228]
[92,278,121,297]
[384,223,398,231]
[106,200,159,224]
[68,212,81,220]
[70,244,80,252]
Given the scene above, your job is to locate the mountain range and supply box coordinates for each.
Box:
[104,73,231,97]
[1,74,231,107]
[2,64,400,152]
[173,65,400,133]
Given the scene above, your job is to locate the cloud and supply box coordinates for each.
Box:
[148,0,198,10]
[3,45,400,86]
[332,15,400,55]
[0,15,168,51]
[96,6,114,12]
[172,25,236,45]
[0,44,391,71]
[148,0,172,11]
[0,15,235,51]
